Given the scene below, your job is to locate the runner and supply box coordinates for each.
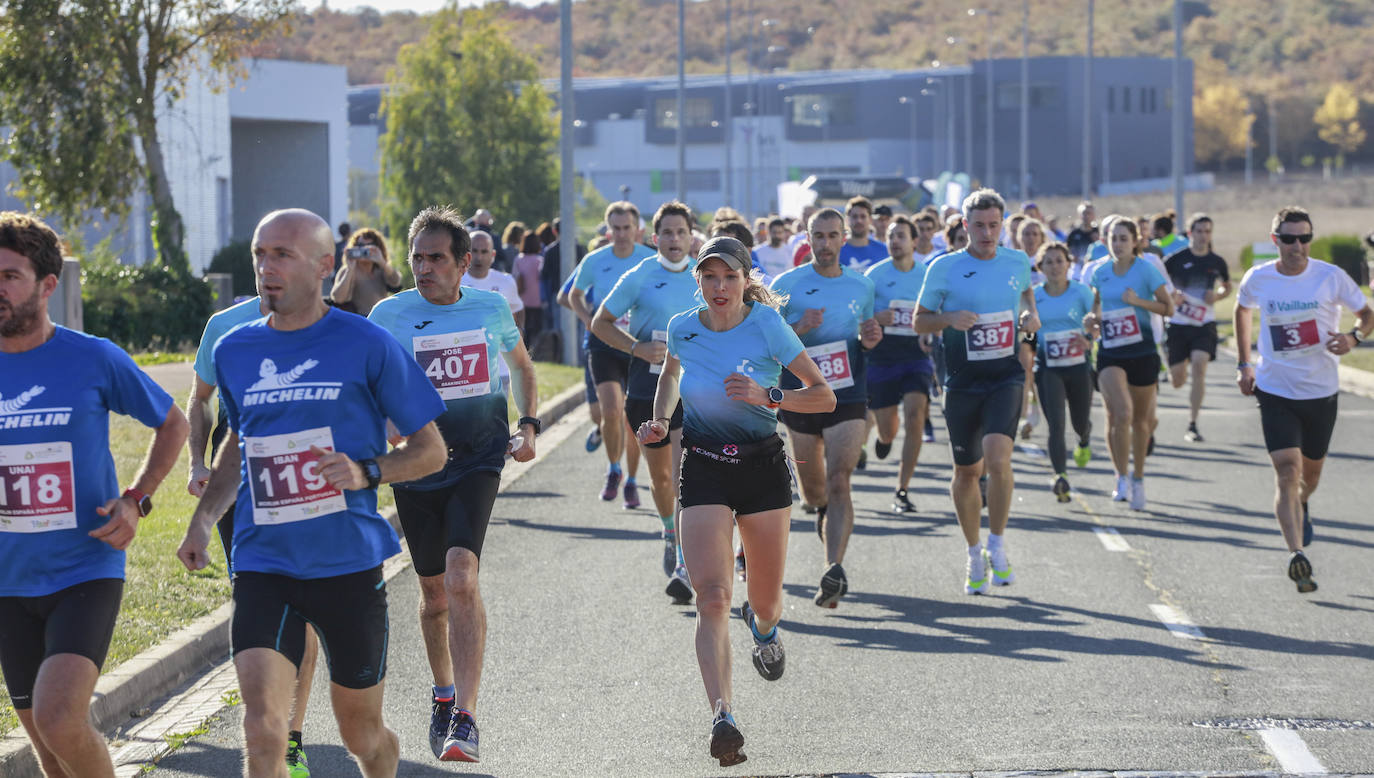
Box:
[1016,218,1048,440]
[569,202,656,506]
[188,293,320,776]
[771,208,883,607]
[591,200,701,603]
[1083,215,1174,511]
[838,196,888,272]
[177,208,448,778]
[914,188,1039,594]
[1165,213,1231,442]
[1234,206,1373,593]
[912,211,942,266]
[637,236,834,766]
[0,212,188,778]
[1031,242,1096,502]
[864,215,934,513]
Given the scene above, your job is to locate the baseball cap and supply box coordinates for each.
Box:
[697,236,752,273]
[873,204,894,216]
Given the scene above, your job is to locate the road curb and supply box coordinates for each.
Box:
[1218,345,1374,400]
[0,381,587,778]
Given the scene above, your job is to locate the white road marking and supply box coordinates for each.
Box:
[1149,603,1207,640]
[1093,526,1132,551]
[1258,727,1328,774]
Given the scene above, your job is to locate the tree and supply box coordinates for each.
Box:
[1193,83,1254,168]
[379,9,558,247]
[0,0,292,272]
[1314,83,1367,159]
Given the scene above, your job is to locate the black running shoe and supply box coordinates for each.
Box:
[1301,502,1313,547]
[1185,423,1204,443]
[740,601,785,681]
[1052,475,1071,504]
[874,439,893,460]
[428,697,454,758]
[1287,551,1317,594]
[814,562,848,608]
[891,489,916,513]
[815,505,827,542]
[856,448,867,470]
[709,710,746,767]
[666,565,693,604]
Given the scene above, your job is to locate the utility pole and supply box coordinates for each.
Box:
[1082,0,1093,199]
[558,0,577,365]
[724,0,733,210]
[1171,0,1184,224]
[676,0,686,202]
[1019,0,1029,198]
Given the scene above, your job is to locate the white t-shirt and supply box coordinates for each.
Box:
[1236,259,1370,400]
[753,243,793,280]
[914,248,940,266]
[462,270,523,378]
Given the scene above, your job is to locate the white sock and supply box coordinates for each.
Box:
[986,533,1004,553]
[968,543,983,559]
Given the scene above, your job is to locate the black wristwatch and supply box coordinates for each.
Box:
[518,416,542,435]
[357,458,382,490]
[767,386,784,409]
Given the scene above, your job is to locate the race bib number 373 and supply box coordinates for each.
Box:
[245,427,347,526]
[0,441,77,533]
[414,329,491,400]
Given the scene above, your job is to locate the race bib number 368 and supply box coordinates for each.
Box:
[0,441,76,533]
[884,299,918,336]
[414,329,491,400]
[245,427,347,526]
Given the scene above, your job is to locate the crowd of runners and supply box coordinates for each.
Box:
[0,187,1369,775]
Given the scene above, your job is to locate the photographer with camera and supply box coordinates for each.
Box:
[330,228,403,316]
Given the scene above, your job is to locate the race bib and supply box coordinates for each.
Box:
[1176,293,1209,324]
[806,340,855,390]
[884,299,918,336]
[649,329,668,375]
[0,442,76,533]
[966,311,1015,361]
[1043,329,1086,367]
[1101,307,1143,349]
[414,329,491,400]
[244,427,347,526]
[1267,311,1322,360]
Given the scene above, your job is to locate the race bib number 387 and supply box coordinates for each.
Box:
[0,441,77,533]
[414,329,491,400]
[966,311,1015,361]
[245,427,347,526]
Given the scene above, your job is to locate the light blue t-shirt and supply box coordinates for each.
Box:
[0,328,173,597]
[1033,281,1095,370]
[1089,258,1168,358]
[771,263,876,405]
[193,296,265,386]
[601,256,703,399]
[215,308,445,579]
[917,247,1033,390]
[572,242,657,352]
[369,288,522,488]
[865,257,929,366]
[668,303,805,443]
[839,239,889,272]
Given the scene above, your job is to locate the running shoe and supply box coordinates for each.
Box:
[856,448,868,470]
[1287,551,1318,594]
[740,601,785,681]
[1129,477,1146,511]
[1052,474,1071,504]
[1112,474,1131,502]
[923,417,936,443]
[814,505,827,543]
[1073,442,1092,468]
[1185,422,1204,443]
[599,470,621,501]
[875,439,893,460]
[965,550,989,595]
[735,545,747,581]
[709,704,746,767]
[891,488,916,513]
[666,564,693,604]
[440,710,479,763]
[428,697,455,758]
[623,479,641,509]
[983,545,1015,586]
[286,738,309,778]
[661,531,676,577]
[585,427,602,452]
[1301,502,1313,547]
[814,562,848,608]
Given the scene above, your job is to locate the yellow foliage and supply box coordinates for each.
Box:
[1193,83,1254,165]
[1314,83,1367,155]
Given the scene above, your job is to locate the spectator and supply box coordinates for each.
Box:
[872,204,894,242]
[330,221,352,292]
[498,221,527,274]
[330,227,402,316]
[753,217,794,279]
[541,217,586,341]
[515,232,546,344]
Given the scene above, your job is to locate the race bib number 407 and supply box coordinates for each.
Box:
[1267,311,1322,360]
[245,427,347,526]
[0,441,76,533]
[414,329,491,400]
[806,340,855,390]
[966,311,1015,361]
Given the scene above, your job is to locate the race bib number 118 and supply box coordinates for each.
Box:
[0,441,77,533]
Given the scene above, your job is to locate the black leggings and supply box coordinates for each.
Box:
[1035,363,1094,474]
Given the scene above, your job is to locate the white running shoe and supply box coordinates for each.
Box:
[983,546,1015,586]
[1130,478,1146,511]
[1112,474,1131,501]
[965,551,989,595]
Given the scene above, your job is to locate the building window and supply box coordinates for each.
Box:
[788,93,855,128]
[655,97,714,130]
[996,83,1060,110]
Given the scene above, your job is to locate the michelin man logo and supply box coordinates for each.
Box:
[248,358,320,392]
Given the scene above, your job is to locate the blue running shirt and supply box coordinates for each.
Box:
[0,328,173,597]
[193,297,264,386]
[668,303,805,443]
[571,243,657,352]
[214,308,445,579]
[839,239,889,272]
[369,288,522,488]
[1089,258,1168,358]
[601,256,703,400]
[917,247,1032,390]
[770,263,876,405]
[1033,281,1095,369]
[865,257,929,366]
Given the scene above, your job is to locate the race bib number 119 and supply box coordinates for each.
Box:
[245,427,347,526]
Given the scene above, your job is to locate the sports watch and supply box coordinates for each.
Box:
[358,458,383,490]
[766,386,784,409]
[518,416,542,435]
[122,488,152,518]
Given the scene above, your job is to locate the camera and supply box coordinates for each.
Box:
[347,246,370,259]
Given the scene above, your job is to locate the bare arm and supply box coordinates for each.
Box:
[186,377,216,496]
[568,286,595,328]
[590,305,666,364]
[1234,303,1256,395]
[914,305,977,335]
[506,340,539,462]
[637,355,683,445]
[1018,286,1041,334]
[381,260,403,289]
[330,260,357,302]
[777,351,837,413]
[177,429,243,570]
[92,405,189,550]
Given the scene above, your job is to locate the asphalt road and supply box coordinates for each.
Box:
[146,364,1374,777]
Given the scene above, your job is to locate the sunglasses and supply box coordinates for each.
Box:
[1273,233,1313,245]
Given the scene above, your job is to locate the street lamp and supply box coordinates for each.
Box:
[947,36,973,176]
[968,7,996,190]
[898,96,917,176]
[922,80,943,176]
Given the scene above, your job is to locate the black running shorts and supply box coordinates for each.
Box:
[678,435,793,515]
[1096,350,1162,388]
[1255,388,1339,461]
[0,578,123,709]
[943,382,1024,466]
[779,401,867,436]
[393,471,502,575]
[1166,322,1218,365]
[624,397,683,449]
[589,349,631,389]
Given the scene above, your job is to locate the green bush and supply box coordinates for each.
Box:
[1239,244,1254,271]
[81,255,214,352]
[206,240,256,298]
[1310,234,1368,287]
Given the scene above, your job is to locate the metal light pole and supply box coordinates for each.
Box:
[1082,0,1093,199]
[724,0,733,210]
[1171,0,1184,223]
[1019,0,1029,198]
[922,81,941,175]
[744,3,756,216]
[899,95,916,175]
[676,0,686,202]
[558,0,577,365]
[969,8,995,190]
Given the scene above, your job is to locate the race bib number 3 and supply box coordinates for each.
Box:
[806,340,855,390]
[1043,329,1086,367]
[1101,307,1144,349]
[0,442,76,533]
[649,329,669,375]
[1176,293,1209,324]
[245,427,347,526]
[414,329,492,400]
[966,311,1015,361]
[884,299,918,336]
[1267,312,1322,360]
